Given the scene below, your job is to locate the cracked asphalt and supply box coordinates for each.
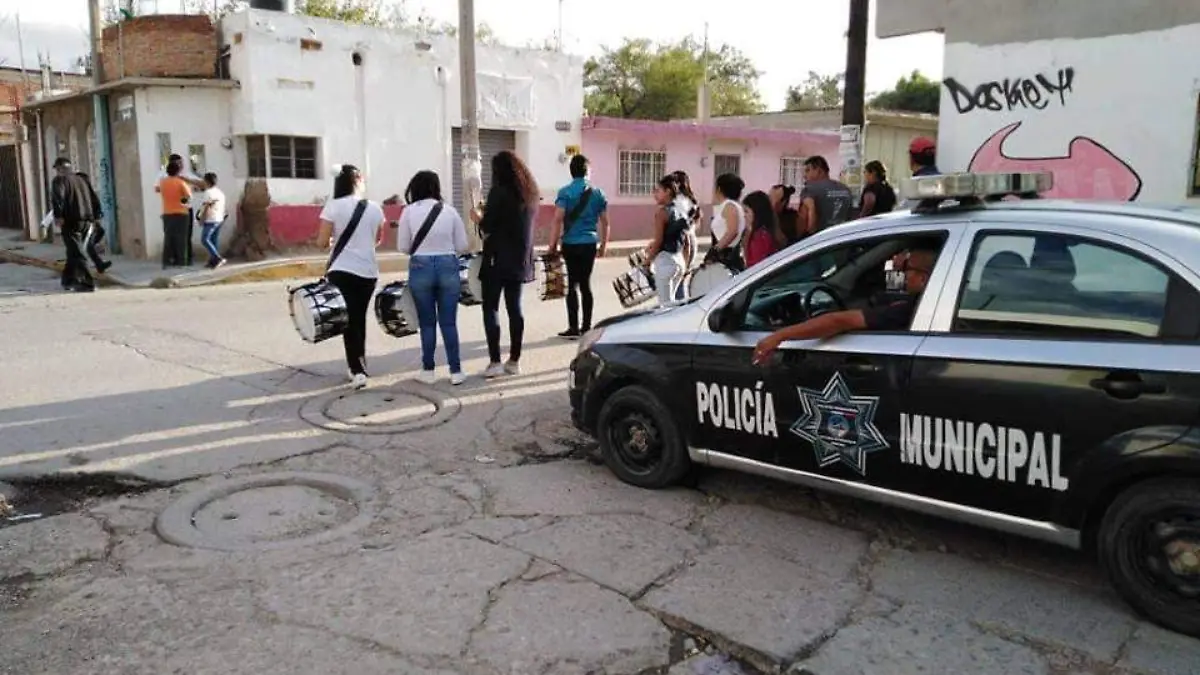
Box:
[0,260,1197,675]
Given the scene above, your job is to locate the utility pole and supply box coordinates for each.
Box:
[88,0,120,253]
[458,0,482,251]
[840,0,869,204]
[697,22,710,123]
[556,0,564,52]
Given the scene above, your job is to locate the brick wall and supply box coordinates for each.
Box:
[100,15,218,82]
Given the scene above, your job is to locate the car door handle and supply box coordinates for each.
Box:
[842,358,881,375]
[1090,372,1166,399]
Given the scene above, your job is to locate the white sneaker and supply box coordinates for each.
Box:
[504,360,521,376]
[450,371,466,386]
[350,373,368,389]
[417,369,437,385]
[483,362,506,379]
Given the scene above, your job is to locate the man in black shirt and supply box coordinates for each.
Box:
[50,157,99,292]
[752,247,938,365]
[858,160,897,218]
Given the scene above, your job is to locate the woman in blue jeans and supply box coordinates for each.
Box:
[396,170,470,385]
[471,151,538,379]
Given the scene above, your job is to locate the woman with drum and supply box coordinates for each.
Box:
[396,170,470,386]
[742,190,783,267]
[644,174,692,305]
[705,173,748,273]
[473,151,539,379]
[316,164,387,389]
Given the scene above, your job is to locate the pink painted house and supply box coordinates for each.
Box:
[579,116,841,241]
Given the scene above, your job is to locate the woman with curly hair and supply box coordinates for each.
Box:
[474,150,539,378]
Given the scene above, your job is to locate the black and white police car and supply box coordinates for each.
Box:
[569,171,1200,638]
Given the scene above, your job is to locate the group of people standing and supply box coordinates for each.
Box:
[317,150,542,389]
[156,154,228,270]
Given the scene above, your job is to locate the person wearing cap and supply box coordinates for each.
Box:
[49,157,100,292]
[909,136,940,177]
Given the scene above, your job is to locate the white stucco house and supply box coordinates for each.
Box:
[22,7,584,259]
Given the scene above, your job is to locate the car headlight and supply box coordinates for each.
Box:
[577,327,604,354]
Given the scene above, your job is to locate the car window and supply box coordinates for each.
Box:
[955,232,1170,339]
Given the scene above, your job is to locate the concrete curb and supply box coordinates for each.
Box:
[2,241,701,290]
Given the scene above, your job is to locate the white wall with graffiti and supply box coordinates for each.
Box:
[937,23,1200,204]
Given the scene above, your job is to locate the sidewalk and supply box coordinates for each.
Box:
[0,231,663,289]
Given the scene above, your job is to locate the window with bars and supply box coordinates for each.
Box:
[714,154,741,177]
[780,156,806,188]
[244,135,319,179]
[618,149,666,196]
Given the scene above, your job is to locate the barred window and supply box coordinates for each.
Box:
[244,135,319,179]
[619,150,666,196]
[714,154,741,177]
[780,156,806,188]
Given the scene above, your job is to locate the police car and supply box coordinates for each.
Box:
[569,171,1200,638]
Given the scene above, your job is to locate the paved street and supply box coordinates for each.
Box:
[0,258,1197,675]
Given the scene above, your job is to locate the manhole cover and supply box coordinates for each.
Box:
[155,472,376,551]
[299,382,460,435]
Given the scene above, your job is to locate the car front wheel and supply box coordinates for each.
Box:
[596,385,690,489]
[1098,477,1200,638]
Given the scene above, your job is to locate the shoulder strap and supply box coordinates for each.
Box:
[408,202,445,255]
[326,199,369,273]
[562,187,593,237]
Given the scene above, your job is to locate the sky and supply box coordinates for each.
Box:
[0,0,944,110]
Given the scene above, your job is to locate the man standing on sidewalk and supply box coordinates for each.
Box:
[158,158,193,269]
[49,158,97,292]
[196,172,227,268]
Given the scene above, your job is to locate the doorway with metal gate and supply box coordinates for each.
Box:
[0,145,23,229]
[450,128,517,209]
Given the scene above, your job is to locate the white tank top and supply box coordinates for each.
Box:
[709,199,746,247]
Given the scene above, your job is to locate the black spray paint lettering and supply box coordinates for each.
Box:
[942,67,1075,114]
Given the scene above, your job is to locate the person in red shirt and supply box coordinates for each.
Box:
[742,190,783,267]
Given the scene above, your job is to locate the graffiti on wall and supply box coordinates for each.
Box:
[967,122,1143,201]
[943,68,1075,114]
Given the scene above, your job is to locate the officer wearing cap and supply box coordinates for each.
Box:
[909,137,940,177]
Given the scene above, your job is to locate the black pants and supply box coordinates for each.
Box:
[83,223,107,270]
[327,271,377,375]
[60,222,94,289]
[482,278,524,364]
[162,213,190,267]
[562,243,598,331]
[186,209,195,265]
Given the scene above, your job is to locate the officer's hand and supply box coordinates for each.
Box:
[752,333,784,366]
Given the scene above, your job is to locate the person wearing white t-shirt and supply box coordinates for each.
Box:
[396,170,470,386]
[705,172,748,273]
[317,164,386,389]
[196,172,228,268]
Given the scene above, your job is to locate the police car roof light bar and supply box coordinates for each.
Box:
[902,171,1054,201]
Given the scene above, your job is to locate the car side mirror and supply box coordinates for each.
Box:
[708,291,746,333]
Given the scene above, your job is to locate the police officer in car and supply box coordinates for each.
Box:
[752,246,938,365]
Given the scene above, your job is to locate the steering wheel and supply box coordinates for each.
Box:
[803,284,846,318]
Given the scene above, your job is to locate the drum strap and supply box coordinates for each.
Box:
[408,203,445,255]
[562,188,593,239]
[326,199,369,274]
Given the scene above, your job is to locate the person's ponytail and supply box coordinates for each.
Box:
[332,164,361,199]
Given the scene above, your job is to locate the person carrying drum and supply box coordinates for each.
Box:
[705,173,747,272]
[316,164,386,389]
[397,170,470,386]
[548,154,610,340]
[644,174,692,305]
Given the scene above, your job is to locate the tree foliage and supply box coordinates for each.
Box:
[784,71,844,111]
[583,37,764,120]
[868,70,940,114]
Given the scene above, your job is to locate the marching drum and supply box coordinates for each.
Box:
[374,280,419,339]
[686,262,735,298]
[538,253,567,302]
[289,278,349,344]
[613,267,656,309]
[458,253,482,306]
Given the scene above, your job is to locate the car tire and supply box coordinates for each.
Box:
[596,384,690,489]
[1097,477,1200,638]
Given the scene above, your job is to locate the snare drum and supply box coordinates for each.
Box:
[458,253,482,306]
[613,267,656,308]
[686,261,735,298]
[373,280,419,338]
[538,253,567,301]
[288,278,349,344]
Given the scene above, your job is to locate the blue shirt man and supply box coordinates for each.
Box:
[550,154,610,338]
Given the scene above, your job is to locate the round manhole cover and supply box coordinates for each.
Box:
[325,391,437,426]
[299,382,461,435]
[155,472,376,551]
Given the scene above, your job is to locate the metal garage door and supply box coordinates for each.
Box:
[450,128,516,210]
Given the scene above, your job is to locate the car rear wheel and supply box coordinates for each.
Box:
[1098,477,1200,638]
[596,385,690,489]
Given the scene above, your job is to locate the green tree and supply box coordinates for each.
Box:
[426,20,503,46]
[296,0,387,26]
[584,37,764,120]
[784,71,844,111]
[868,70,940,113]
